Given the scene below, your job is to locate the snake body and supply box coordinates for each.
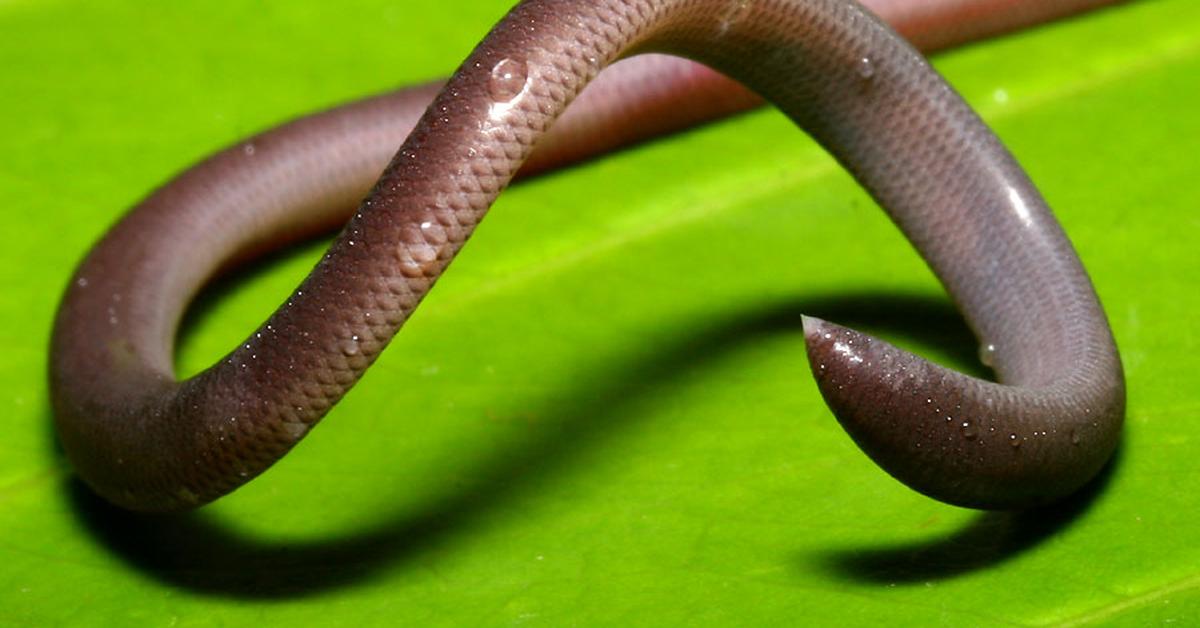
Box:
[51,0,1125,512]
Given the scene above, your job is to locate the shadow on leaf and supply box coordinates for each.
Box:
[817,449,1120,583]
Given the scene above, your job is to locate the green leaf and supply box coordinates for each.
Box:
[2,0,1197,624]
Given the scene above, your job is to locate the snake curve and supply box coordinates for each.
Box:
[50,0,1126,513]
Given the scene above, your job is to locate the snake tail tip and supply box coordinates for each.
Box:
[802,318,1121,510]
[803,317,994,508]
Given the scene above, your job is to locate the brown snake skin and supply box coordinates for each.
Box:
[50,0,1126,512]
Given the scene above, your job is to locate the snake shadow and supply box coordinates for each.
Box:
[61,290,1119,598]
[815,447,1120,584]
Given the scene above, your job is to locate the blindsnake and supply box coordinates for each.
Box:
[51,0,1126,512]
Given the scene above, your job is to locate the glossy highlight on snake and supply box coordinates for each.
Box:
[50,0,1126,513]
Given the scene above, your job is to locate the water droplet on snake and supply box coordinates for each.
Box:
[979,343,997,367]
[857,56,875,79]
[488,58,528,102]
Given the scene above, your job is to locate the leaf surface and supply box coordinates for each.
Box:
[1,1,1197,625]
